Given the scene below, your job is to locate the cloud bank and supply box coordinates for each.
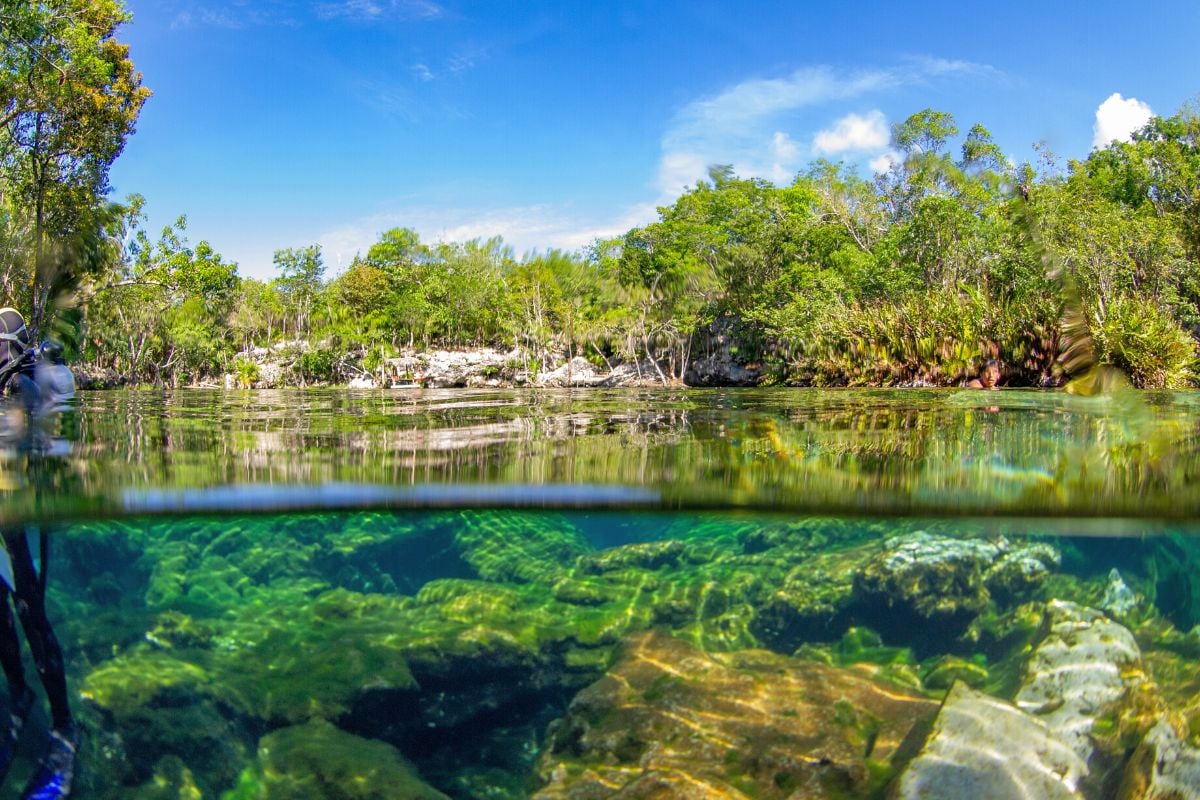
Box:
[655,59,999,195]
[318,202,659,270]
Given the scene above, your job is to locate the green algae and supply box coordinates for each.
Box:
[83,652,211,716]
[221,719,448,800]
[921,655,989,690]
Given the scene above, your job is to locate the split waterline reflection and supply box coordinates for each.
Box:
[6,386,1200,523]
[3,388,1200,798]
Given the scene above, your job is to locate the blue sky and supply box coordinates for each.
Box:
[109,0,1200,280]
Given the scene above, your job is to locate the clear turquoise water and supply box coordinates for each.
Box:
[2,388,1199,798]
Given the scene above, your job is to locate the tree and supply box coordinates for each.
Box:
[273,245,325,338]
[83,205,239,383]
[0,0,150,336]
[892,108,958,155]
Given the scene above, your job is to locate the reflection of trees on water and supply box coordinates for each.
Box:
[37,388,1200,520]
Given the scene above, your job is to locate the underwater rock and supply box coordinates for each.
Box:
[983,541,1061,601]
[81,653,251,795]
[1119,717,1200,800]
[125,756,205,799]
[575,539,686,574]
[894,683,1088,800]
[853,532,1058,643]
[451,511,591,584]
[144,611,216,650]
[214,588,420,725]
[1101,568,1140,619]
[896,600,1153,800]
[534,629,937,799]
[1015,600,1144,765]
[224,718,449,799]
[749,544,872,650]
[82,651,211,717]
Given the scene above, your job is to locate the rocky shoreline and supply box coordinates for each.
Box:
[75,319,770,390]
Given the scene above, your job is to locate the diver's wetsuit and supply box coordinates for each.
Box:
[0,308,78,799]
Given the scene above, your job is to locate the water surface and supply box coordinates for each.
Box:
[7,387,1200,522]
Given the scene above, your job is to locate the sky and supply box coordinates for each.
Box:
[108,0,1200,280]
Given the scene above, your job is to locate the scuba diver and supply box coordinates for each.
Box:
[0,307,80,800]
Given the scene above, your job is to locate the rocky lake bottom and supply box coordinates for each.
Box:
[18,510,1200,800]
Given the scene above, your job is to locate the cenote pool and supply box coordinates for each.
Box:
[2,388,1199,799]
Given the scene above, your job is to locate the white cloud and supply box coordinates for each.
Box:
[1093,92,1153,148]
[658,67,897,194]
[906,56,1005,81]
[411,63,435,82]
[868,151,900,174]
[317,202,659,271]
[768,132,800,183]
[314,0,444,21]
[812,110,889,155]
[656,151,709,195]
[771,131,799,162]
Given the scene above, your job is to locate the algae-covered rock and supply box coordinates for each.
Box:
[894,683,1087,800]
[224,718,449,800]
[126,756,205,799]
[921,654,989,690]
[1015,600,1145,764]
[1119,717,1200,800]
[575,539,685,574]
[854,532,1058,645]
[145,611,216,650]
[81,651,251,795]
[984,541,1061,601]
[82,651,211,716]
[535,630,937,799]
[749,543,871,650]
[1102,568,1140,619]
[213,588,419,724]
[451,510,591,584]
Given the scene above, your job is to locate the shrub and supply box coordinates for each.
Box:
[1093,295,1197,388]
[234,358,260,388]
[294,350,337,385]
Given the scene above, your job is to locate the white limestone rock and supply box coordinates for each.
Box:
[1015,600,1142,764]
[894,682,1086,800]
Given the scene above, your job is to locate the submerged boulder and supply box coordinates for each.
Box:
[853,532,1059,645]
[1119,717,1200,800]
[749,544,871,649]
[535,629,938,799]
[895,601,1153,800]
[894,683,1087,800]
[1015,601,1145,765]
[224,718,448,800]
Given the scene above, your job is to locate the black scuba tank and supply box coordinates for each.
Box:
[0,308,32,390]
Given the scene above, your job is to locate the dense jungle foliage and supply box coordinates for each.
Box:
[2,5,1198,388]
